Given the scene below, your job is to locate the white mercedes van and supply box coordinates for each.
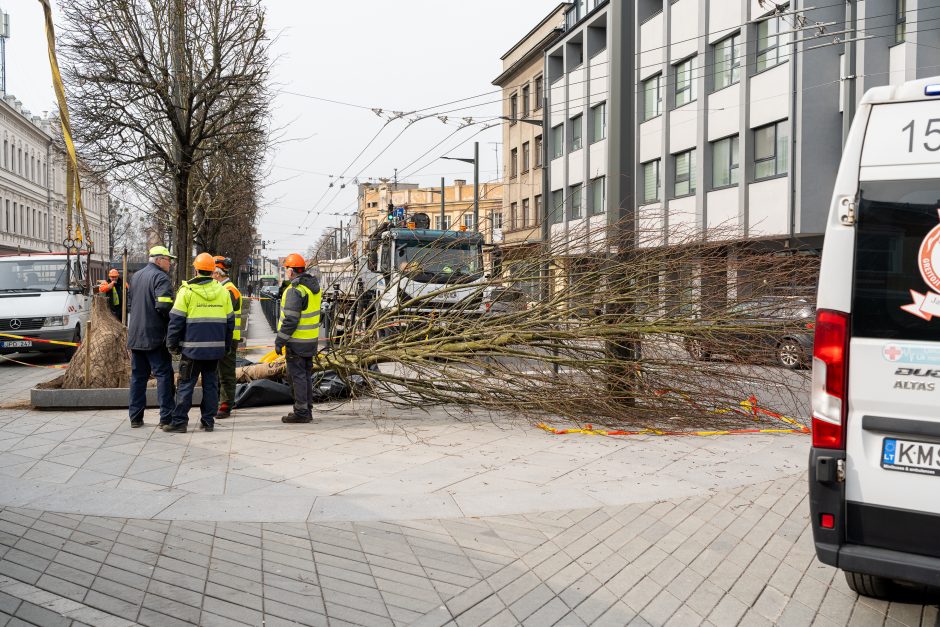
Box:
[810,76,940,597]
[0,252,91,357]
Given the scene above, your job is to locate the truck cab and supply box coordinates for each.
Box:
[0,252,90,356]
[365,215,487,316]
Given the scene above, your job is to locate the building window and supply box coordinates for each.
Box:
[570,114,583,151]
[568,185,582,221]
[642,74,663,121]
[642,160,661,203]
[464,214,474,230]
[714,33,742,90]
[510,202,518,229]
[674,57,697,108]
[673,149,696,197]
[590,102,606,143]
[590,176,605,215]
[757,12,791,72]
[435,215,452,230]
[494,212,504,230]
[534,135,543,167]
[754,120,789,179]
[367,219,378,234]
[522,85,530,118]
[551,124,564,159]
[510,148,518,178]
[534,195,542,225]
[534,76,544,109]
[551,190,564,224]
[510,93,518,124]
[522,198,530,227]
[2,141,6,169]
[711,135,740,188]
[896,0,907,42]
[522,142,530,172]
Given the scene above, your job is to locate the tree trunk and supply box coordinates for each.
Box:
[173,164,191,285]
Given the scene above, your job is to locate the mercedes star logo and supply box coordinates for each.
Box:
[9,319,21,330]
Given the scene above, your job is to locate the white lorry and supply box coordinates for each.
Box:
[810,76,940,597]
[0,252,91,357]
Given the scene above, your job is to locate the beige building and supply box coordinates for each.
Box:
[0,93,109,264]
[357,179,502,251]
[492,4,569,284]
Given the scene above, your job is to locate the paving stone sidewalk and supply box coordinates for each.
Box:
[0,472,934,627]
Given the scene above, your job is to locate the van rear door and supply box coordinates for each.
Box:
[846,110,940,558]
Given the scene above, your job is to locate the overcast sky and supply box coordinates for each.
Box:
[2,0,558,257]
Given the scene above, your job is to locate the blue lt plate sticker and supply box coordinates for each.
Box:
[883,438,897,465]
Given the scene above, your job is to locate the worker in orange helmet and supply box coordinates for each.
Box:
[212,256,242,420]
[164,252,234,433]
[276,253,322,423]
[98,268,128,321]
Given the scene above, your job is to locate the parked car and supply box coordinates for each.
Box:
[683,296,815,369]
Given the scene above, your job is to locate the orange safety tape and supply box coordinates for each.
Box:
[0,354,68,369]
[0,332,80,348]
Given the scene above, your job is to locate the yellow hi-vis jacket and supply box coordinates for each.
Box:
[167,276,234,360]
[220,278,242,342]
[277,273,322,357]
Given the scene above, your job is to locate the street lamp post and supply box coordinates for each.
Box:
[441,142,479,235]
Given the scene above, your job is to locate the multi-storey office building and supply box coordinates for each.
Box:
[536,0,940,306]
[493,3,570,287]
[0,93,109,264]
[633,0,940,301]
[543,0,636,297]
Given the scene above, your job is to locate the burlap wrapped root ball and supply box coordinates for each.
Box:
[60,296,131,389]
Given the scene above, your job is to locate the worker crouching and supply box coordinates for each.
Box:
[165,252,234,433]
[275,253,322,424]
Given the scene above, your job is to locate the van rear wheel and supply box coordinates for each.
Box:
[844,571,893,599]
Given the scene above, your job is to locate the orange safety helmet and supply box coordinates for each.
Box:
[109,269,119,279]
[193,252,217,272]
[213,255,232,271]
[282,253,305,270]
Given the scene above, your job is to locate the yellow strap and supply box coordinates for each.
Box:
[38,0,88,250]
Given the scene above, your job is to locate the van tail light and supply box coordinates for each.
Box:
[811,309,850,449]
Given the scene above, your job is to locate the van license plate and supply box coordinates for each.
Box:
[882,438,940,476]
[0,341,32,348]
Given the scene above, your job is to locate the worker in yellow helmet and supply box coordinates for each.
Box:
[164,252,234,433]
[275,253,322,424]
[212,256,242,420]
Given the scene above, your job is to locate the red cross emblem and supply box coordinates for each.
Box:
[883,344,903,362]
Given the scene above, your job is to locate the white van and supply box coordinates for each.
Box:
[0,252,91,357]
[810,76,940,597]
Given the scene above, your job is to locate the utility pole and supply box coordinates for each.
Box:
[473,141,480,234]
[842,0,857,148]
[440,177,446,229]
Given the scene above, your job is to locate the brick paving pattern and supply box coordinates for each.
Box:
[0,473,934,626]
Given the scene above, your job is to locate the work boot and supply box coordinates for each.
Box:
[216,403,231,419]
[162,423,187,433]
[199,422,214,432]
[281,413,312,424]
[130,419,144,429]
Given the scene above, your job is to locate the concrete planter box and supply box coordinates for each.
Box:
[31,387,202,410]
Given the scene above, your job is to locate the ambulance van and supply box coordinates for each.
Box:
[810,76,940,598]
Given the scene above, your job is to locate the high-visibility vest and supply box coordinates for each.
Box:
[220,278,242,341]
[169,277,233,360]
[108,283,120,308]
[278,283,322,348]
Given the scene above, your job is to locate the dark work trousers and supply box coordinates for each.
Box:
[128,348,175,425]
[217,342,238,406]
[285,348,314,419]
[170,357,220,429]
